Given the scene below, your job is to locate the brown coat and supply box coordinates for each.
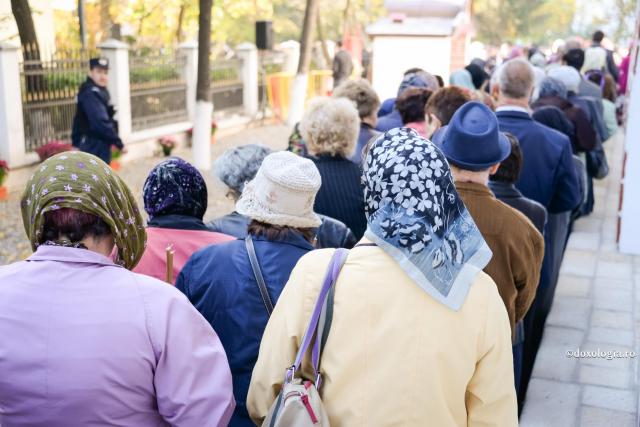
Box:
[456,181,545,338]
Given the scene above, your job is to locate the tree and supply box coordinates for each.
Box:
[191,0,213,170]
[287,0,320,126]
[11,0,44,93]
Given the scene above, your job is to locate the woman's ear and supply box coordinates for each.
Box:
[426,114,441,138]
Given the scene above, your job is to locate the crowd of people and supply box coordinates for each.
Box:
[0,30,628,426]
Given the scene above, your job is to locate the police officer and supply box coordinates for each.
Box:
[72,57,124,164]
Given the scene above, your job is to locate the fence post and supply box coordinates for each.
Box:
[0,43,27,168]
[236,43,259,116]
[178,41,198,122]
[98,39,132,140]
[280,40,301,74]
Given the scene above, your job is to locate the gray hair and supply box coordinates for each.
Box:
[538,77,568,99]
[300,97,360,158]
[492,58,535,100]
[214,144,273,199]
[332,79,381,119]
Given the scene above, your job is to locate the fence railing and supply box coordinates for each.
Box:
[210,57,244,112]
[129,50,188,131]
[19,45,95,152]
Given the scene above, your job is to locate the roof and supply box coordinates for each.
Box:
[366,16,456,37]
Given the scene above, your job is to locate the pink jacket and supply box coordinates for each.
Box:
[0,245,235,426]
[134,227,235,284]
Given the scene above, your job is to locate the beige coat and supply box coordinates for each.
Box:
[248,240,518,426]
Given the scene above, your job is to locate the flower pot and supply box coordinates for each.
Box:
[110,160,121,171]
[162,147,173,157]
[0,186,8,201]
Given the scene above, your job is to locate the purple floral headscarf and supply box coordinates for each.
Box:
[143,157,208,220]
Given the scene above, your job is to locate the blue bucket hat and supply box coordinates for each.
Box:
[432,101,510,171]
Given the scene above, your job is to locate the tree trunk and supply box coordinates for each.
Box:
[175,1,186,44]
[192,0,213,170]
[10,0,44,94]
[99,0,112,43]
[316,12,331,68]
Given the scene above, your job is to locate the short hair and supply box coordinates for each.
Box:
[404,67,425,76]
[396,87,433,124]
[214,144,272,199]
[490,133,522,183]
[332,79,381,119]
[592,30,605,43]
[588,73,617,102]
[434,75,445,88]
[41,208,111,245]
[425,86,472,125]
[563,48,585,70]
[248,219,316,243]
[300,97,360,158]
[493,58,535,99]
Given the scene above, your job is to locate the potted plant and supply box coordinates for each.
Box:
[186,120,218,146]
[0,160,9,201]
[110,145,122,170]
[157,136,177,157]
[35,140,73,162]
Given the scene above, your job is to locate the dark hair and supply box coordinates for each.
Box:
[396,87,433,124]
[247,220,316,243]
[563,48,585,70]
[434,75,445,88]
[426,86,472,125]
[592,30,605,43]
[587,72,617,102]
[490,133,522,183]
[40,208,111,245]
[404,67,425,76]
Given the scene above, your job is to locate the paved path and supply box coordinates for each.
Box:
[520,132,640,426]
[0,124,290,265]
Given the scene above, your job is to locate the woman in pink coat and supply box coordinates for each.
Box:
[0,152,234,426]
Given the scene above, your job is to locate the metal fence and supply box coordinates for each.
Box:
[129,50,188,131]
[210,58,244,112]
[19,45,94,152]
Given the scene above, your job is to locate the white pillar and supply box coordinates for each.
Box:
[287,73,308,127]
[0,43,27,168]
[279,40,300,75]
[178,41,198,122]
[236,42,259,116]
[192,101,212,170]
[98,39,132,140]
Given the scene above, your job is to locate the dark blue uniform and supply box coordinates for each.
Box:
[71,77,122,164]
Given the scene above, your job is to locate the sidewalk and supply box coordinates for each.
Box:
[520,132,640,426]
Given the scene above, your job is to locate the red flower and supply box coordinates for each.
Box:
[35,141,73,162]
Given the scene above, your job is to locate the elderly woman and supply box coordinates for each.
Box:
[302,97,367,239]
[532,77,596,153]
[248,128,517,425]
[209,144,357,249]
[0,152,234,425]
[177,151,322,427]
[134,157,234,283]
[332,79,381,165]
[426,86,472,126]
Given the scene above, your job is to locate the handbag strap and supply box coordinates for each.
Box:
[291,248,349,378]
[245,235,274,315]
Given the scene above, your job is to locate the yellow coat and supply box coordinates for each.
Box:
[248,241,518,427]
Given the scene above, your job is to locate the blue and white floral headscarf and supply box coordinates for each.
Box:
[363,128,492,310]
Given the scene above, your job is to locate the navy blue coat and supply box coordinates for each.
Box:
[375,109,403,132]
[176,233,314,427]
[349,123,380,166]
[72,77,122,164]
[496,110,581,214]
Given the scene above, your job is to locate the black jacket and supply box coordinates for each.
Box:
[488,181,548,234]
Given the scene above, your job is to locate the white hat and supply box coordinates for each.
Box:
[236,151,322,228]
[548,66,581,93]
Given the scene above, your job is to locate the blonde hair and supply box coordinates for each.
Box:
[332,79,381,119]
[300,97,360,158]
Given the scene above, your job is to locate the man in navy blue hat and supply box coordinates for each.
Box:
[491,58,581,406]
[433,101,545,402]
[71,57,124,164]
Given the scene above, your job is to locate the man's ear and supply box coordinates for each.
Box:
[491,84,500,100]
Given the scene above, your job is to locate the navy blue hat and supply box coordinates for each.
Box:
[432,101,510,171]
[89,57,109,70]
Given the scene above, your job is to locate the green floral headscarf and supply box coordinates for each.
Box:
[21,151,146,270]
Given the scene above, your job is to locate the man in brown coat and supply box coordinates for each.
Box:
[433,101,544,396]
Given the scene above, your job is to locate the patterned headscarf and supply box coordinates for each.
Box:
[143,157,208,220]
[21,151,146,270]
[362,128,492,310]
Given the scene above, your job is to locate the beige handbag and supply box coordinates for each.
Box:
[262,249,348,427]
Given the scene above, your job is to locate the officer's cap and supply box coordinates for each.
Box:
[89,57,109,70]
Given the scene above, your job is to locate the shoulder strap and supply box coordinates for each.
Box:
[245,235,274,315]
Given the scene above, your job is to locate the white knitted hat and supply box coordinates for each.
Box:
[548,66,581,93]
[236,151,322,228]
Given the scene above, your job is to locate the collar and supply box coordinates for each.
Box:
[148,214,209,231]
[455,181,495,197]
[26,245,121,268]
[487,180,522,198]
[496,105,530,114]
[248,231,314,251]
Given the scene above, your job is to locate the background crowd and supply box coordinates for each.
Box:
[0,29,628,426]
